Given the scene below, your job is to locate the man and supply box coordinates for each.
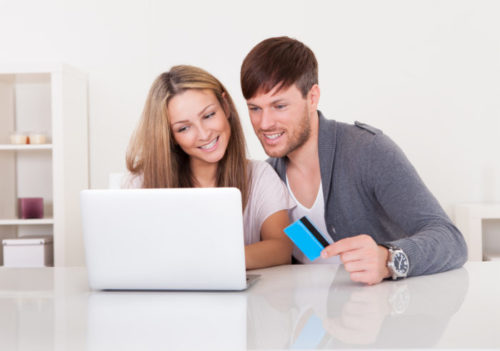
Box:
[240,36,467,285]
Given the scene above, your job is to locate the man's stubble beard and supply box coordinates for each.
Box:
[264,105,311,158]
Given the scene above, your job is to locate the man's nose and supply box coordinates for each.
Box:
[259,109,275,131]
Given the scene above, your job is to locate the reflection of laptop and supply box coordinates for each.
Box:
[80,188,258,290]
[87,292,247,350]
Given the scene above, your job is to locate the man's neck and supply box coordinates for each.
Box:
[286,110,320,176]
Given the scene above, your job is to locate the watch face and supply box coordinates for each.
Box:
[394,252,409,274]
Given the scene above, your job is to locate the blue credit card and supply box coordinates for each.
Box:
[284,216,330,261]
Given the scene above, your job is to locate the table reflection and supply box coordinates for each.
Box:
[248,266,469,349]
[87,291,247,350]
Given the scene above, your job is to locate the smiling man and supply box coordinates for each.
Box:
[240,36,467,284]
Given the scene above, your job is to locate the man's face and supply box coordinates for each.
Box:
[246,84,313,158]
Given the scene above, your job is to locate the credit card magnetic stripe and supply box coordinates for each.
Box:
[299,217,329,248]
[283,216,329,261]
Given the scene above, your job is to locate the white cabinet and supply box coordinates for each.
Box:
[0,63,88,266]
[454,203,500,261]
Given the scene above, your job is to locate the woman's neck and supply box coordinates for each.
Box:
[190,159,218,187]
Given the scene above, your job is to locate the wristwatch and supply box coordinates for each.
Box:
[383,244,409,280]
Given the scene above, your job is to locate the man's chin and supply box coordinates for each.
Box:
[261,145,287,158]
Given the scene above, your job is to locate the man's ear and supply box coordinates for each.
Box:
[308,84,320,110]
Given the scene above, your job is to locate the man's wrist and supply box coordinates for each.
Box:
[381,244,410,280]
[378,245,391,279]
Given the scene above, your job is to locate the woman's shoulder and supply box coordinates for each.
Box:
[122,172,143,188]
[248,159,276,177]
[247,159,285,190]
[246,159,296,210]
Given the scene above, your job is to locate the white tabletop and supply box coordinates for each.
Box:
[0,262,498,350]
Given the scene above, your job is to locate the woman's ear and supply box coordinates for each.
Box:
[221,92,231,118]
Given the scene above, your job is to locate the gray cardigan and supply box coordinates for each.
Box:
[268,111,467,276]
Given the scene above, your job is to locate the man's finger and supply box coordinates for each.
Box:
[321,236,367,258]
[343,260,366,273]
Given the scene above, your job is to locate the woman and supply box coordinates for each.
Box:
[125,65,294,269]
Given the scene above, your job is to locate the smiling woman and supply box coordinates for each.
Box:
[167,89,232,185]
[124,65,295,270]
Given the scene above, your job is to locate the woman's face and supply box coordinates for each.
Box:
[168,89,231,167]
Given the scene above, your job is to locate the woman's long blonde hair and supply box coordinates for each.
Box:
[126,65,249,208]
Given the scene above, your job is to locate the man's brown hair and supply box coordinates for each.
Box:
[241,36,318,99]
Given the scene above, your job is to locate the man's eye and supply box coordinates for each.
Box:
[276,104,286,110]
[249,106,260,112]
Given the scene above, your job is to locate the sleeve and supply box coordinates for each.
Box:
[364,134,467,276]
[121,172,143,189]
[250,161,296,234]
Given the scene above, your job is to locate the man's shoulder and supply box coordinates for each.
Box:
[318,111,383,139]
[335,120,383,137]
[353,121,383,135]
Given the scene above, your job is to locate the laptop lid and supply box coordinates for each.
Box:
[80,188,247,290]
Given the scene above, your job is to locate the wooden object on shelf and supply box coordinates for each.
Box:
[0,63,89,266]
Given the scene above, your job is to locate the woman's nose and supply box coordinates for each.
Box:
[197,125,211,141]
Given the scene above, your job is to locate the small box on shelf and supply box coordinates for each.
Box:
[2,235,53,267]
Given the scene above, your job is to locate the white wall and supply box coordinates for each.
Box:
[1,0,499,216]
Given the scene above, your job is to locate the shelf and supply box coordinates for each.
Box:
[0,64,89,266]
[0,218,54,226]
[0,144,52,151]
[454,203,500,261]
[484,253,500,262]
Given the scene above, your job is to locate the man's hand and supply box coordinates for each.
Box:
[321,234,391,285]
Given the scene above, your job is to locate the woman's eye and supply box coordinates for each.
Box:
[204,112,216,119]
[177,126,189,133]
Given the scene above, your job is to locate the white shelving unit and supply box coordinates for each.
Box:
[454,203,500,261]
[0,144,53,150]
[0,63,88,266]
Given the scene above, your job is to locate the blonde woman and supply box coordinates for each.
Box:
[125,65,294,269]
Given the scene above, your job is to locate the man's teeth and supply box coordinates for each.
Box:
[200,137,218,149]
[265,132,283,140]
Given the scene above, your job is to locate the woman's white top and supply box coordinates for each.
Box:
[122,160,295,245]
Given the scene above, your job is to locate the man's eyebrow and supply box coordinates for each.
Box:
[246,98,287,107]
[270,98,287,104]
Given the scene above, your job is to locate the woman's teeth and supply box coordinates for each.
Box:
[200,137,218,149]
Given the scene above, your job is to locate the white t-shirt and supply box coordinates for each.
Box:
[122,160,295,245]
[286,176,341,264]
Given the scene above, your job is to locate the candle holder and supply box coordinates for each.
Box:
[10,133,28,144]
[18,197,44,219]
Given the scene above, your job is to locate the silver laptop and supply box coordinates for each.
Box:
[80,187,258,291]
